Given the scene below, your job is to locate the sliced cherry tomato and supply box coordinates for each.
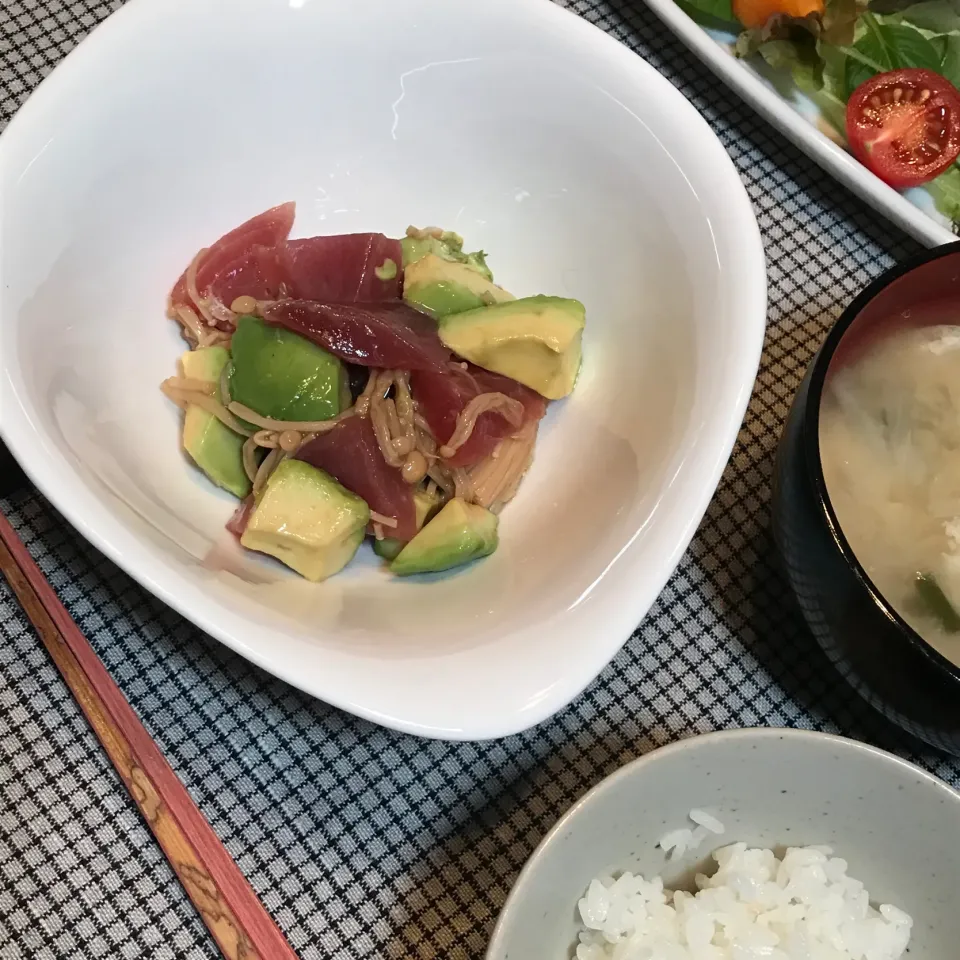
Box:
[846,68,960,189]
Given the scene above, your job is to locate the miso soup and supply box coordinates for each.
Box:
[820,324,960,667]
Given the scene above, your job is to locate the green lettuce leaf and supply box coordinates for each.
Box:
[675,0,736,25]
[822,0,860,45]
[753,37,825,92]
[735,13,818,59]
[928,164,960,222]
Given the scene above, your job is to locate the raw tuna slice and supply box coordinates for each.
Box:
[226,495,255,538]
[281,234,403,301]
[207,245,286,309]
[169,202,296,320]
[264,300,450,372]
[411,364,547,467]
[296,416,417,541]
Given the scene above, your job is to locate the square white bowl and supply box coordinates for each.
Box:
[0,0,765,739]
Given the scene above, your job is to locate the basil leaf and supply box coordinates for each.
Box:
[885,23,949,69]
[842,13,893,93]
[869,0,928,12]
[941,34,960,87]
[862,12,898,67]
[843,18,945,95]
[842,41,891,93]
[897,0,960,34]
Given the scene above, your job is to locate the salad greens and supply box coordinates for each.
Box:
[681,0,960,228]
[930,163,960,218]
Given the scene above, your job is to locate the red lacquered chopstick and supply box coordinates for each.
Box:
[0,509,301,960]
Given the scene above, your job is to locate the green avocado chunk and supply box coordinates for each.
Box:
[438,295,585,400]
[373,489,442,562]
[403,254,514,318]
[240,459,370,581]
[400,231,493,281]
[229,314,345,422]
[390,498,498,576]
[180,346,250,498]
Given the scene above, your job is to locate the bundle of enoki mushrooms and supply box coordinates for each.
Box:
[161,361,538,530]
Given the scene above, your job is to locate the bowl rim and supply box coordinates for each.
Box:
[485,726,960,959]
[801,241,960,689]
[0,0,767,739]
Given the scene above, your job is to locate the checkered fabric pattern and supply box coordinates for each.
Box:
[2,0,959,957]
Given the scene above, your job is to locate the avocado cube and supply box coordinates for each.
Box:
[241,459,370,581]
[390,498,498,576]
[373,489,442,562]
[179,346,250,499]
[181,345,230,383]
[400,232,493,281]
[230,314,345,422]
[438,295,585,400]
[403,254,514,319]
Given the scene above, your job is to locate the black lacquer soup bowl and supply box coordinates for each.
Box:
[772,242,960,755]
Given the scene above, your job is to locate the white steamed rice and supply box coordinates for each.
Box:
[658,809,726,861]
[576,813,912,960]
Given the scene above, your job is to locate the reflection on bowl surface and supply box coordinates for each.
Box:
[773,242,960,754]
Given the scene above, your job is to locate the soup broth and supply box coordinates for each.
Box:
[820,324,960,667]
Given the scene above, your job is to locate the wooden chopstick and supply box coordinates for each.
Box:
[0,509,301,960]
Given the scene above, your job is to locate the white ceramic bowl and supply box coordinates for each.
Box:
[488,728,960,958]
[0,0,765,739]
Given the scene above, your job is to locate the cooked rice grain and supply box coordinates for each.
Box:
[578,815,911,960]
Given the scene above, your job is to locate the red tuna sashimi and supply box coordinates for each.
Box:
[169,202,296,316]
[264,300,450,372]
[226,496,255,538]
[206,234,403,312]
[411,364,547,467]
[281,234,403,301]
[207,246,286,309]
[296,416,417,541]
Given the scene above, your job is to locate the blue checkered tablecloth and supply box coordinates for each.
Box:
[2,1,958,958]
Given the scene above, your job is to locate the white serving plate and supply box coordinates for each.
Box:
[0,0,765,740]
[643,0,958,247]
